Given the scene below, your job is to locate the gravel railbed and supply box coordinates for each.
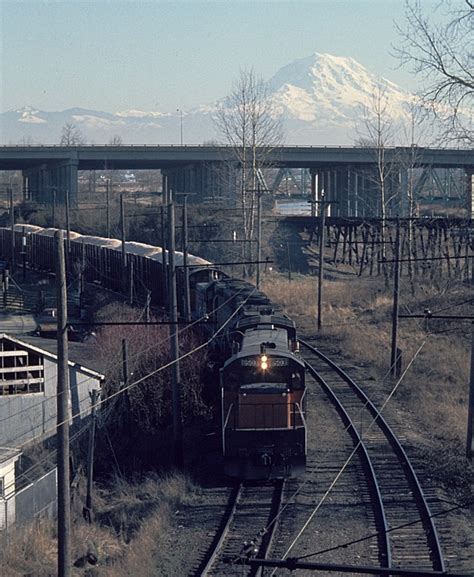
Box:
[310,336,474,575]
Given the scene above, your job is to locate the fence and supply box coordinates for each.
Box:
[0,467,57,530]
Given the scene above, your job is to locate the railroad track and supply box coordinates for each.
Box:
[300,339,446,573]
[196,480,284,577]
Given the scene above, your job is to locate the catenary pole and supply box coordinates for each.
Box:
[9,187,15,271]
[160,205,168,308]
[168,202,183,465]
[85,388,99,522]
[120,194,127,293]
[56,229,71,577]
[106,179,111,238]
[390,220,401,376]
[317,193,327,331]
[65,188,70,257]
[467,322,474,461]
[256,184,262,289]
[182,195,191,321]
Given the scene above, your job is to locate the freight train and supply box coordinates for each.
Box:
[0,225,307,480]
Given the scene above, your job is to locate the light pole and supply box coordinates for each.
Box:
[176,109,183,145]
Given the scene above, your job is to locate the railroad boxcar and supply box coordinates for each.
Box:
[2,226,222,312]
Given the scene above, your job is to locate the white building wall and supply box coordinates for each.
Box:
[0,353,102,448]
[0,459,17,529]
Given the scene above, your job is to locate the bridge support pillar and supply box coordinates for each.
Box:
[23,159,78,207]
[163,162,238,203]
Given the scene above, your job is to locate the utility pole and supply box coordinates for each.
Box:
[256,184,262,289]
[317,193,328,331]
[145,290,151,323]
[120,194,127,293]
[21,226,27,281]
[467,323,474,461]
[182,196,191,321]
[85,388,99,523]
[9,187,15,271]
[390,220,401,377]
[56,229,71,577]
[80,242,85,311]
[286,241,292,282]
[128,259,134,305]
[106,179,111,238]
[160,205,168,308]
[168,202,183,465]
[121,338,131,436]
[65,189,71,258]
[122,338,129,388]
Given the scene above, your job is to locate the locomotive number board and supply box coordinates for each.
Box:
[241,358,289,367]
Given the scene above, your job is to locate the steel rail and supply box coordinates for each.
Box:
[198,480,284,577]
[302,348,391,569]
[251,480,285,577]
[197,482,242,577]
[300,339,446,573]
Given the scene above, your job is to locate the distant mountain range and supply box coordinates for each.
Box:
[1,53,415,146]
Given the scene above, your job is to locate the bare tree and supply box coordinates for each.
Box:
[60,122,86,145]
[214,69,282,275]
[395,0,473,144]
[18,136,35,146]
[355,85,402,286]
[356,85,399,221]
[398,103,432,291]
[109,134,123,146]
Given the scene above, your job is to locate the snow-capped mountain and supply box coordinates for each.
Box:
[1,53,414,145]
[269,53,413,143]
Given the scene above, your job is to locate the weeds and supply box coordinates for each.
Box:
[262,270,472,495]
[1,472,198,576]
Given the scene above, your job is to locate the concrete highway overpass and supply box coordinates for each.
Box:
[0,145,472,216]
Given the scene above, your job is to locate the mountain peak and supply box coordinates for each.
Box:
[268,52,411,132]
[268,52,400,95]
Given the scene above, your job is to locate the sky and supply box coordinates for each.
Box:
[0,0,442,114]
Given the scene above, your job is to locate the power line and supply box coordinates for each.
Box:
[271,340,427,571]
[295,499,471,561]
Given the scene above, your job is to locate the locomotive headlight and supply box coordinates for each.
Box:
[260,354,268,370]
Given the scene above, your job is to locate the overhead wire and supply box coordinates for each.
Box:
[269,339,428,573]
[1,286,258,498]
[0,283,255,457]
[0,274,251,433]
[295,498,473,561]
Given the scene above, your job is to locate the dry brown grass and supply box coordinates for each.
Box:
[0,472,199,576]
[263,271,472,484]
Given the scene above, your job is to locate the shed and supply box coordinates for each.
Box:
[0,334,104,448]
